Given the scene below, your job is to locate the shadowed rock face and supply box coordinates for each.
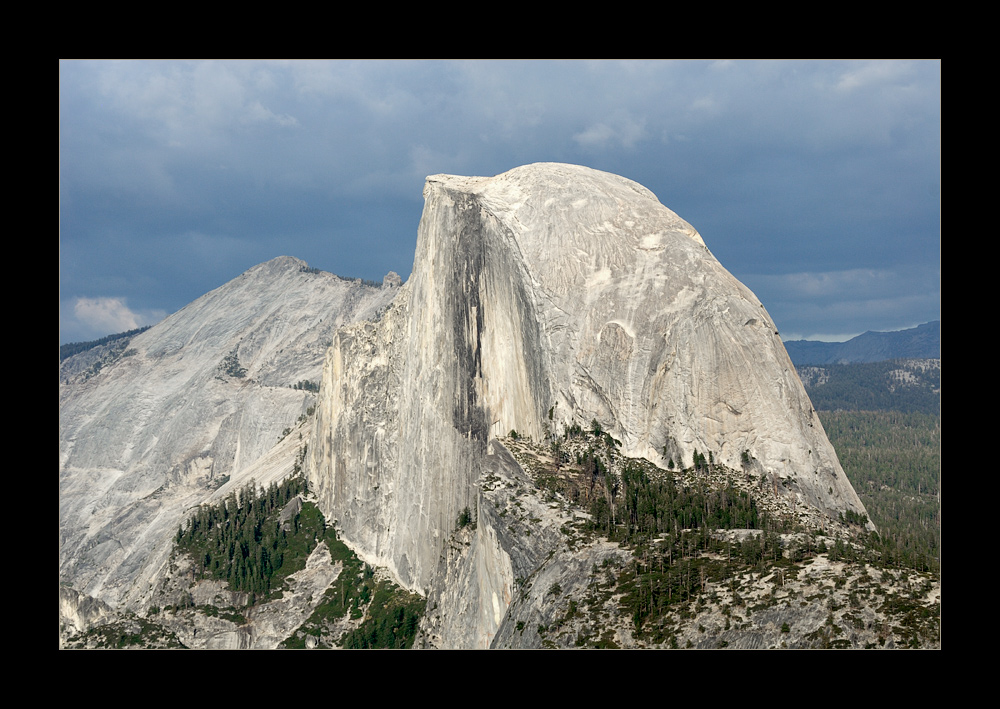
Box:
[307,163,871,617]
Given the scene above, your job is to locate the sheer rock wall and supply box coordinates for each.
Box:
[307,164,871,646]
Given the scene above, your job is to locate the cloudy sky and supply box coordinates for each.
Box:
[59,59,940,345]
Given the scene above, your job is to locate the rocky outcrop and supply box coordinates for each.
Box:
[307,163,872,647]
[415,438,631,649]
[59,257,397,613]
[60,586,116,637]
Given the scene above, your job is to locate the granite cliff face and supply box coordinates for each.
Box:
[59,257,398,615]
[60,164,879,648]
[306,163,871,646]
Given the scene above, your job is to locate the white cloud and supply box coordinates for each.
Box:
[834,60,915,93]
[74,297,141,333]
[781,331,863,343]
[241,100,299,128]
[573,110,646,150]
[71,297,165,339]
[573,122,615,147]
[84,60,300,148]
[690,95,720,113]
[766,269,898,299]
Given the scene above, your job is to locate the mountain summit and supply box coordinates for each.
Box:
[61,164,882,648]
[59,256,397,614]
[306,163,871,645]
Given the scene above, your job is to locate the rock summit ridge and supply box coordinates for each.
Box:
[307,163,871,611]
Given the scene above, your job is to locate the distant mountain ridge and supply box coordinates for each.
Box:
[784,321,940,365]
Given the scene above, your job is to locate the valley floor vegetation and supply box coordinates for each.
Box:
[798,359,940,576]
[819,410,940,575]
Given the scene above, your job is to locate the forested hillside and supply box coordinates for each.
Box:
[59,326,151,361]
[797,359,939,415]
[64,474,426,649]
[799,359,941,575]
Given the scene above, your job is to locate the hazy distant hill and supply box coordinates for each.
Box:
[784,321,939,365]
[797,359,940,415]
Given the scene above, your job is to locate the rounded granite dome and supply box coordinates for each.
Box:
[420,162,866,524]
